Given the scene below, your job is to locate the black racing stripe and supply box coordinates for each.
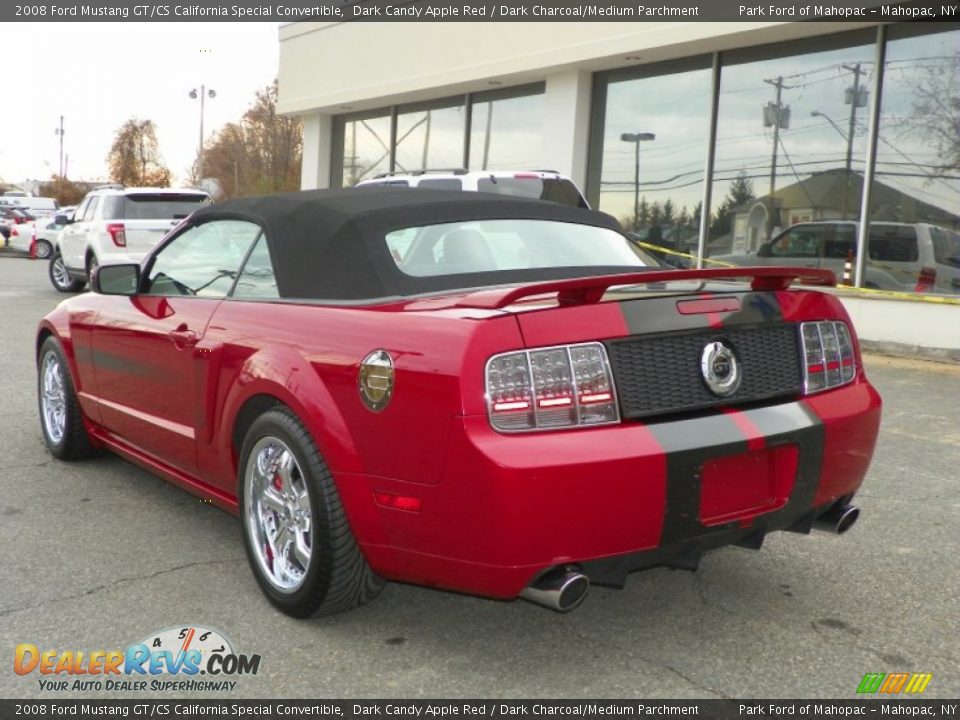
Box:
[740,401,825,531]
[90,346,178,380]
[617,291,783,335]
[721,291,783,326]
[646,402,824,547]
[647,413,749,546]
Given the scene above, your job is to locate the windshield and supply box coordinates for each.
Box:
[386,219,653,277]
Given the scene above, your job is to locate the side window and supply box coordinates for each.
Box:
[232,234,279,300]
[929,227,960,268]
[144,220,261,299]
[81,196,100,222]
[769,227,824,258]
[824,225,857,259]
[73,197,91,222]
[868,226,919,262]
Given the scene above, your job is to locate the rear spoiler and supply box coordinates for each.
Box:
[455,266,836,310]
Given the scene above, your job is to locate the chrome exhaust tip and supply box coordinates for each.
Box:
[814,503,860,535]
[519,566,590,612]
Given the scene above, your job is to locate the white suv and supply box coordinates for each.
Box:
[355,170,589,209]
[49,186,211,293]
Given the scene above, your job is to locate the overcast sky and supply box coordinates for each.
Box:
[1,23,281,188]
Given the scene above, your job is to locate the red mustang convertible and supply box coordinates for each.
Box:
[37,189,882,617]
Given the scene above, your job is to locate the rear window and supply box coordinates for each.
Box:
[868,226,918,263]
[929,226,960,268]
[102,194,210,221]
[476,177,588,208]
[385,219,649,277]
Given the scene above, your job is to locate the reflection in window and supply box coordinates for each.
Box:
[870,26,960,295]
[233,233,279,300]
[341,113,392,186]
[711,37,874,257]
[146,220,261,299]
[596,65,711,257]
[469,92,544,170]
[395,102,465,173]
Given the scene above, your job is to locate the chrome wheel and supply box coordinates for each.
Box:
[35,239,52,259]
[40,351,67,445]
[244,437,313,593]
[51,255,71,289]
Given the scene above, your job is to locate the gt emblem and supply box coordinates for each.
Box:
[700,340,742,397]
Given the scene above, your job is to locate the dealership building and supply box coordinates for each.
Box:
[277,20,960,358]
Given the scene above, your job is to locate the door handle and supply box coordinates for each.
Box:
[169,324,198,349]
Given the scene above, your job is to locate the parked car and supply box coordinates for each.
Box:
[37,188,881,618]
[356,169,590,208]
[713,221,960,294]
[49,186,211,292]
[0,196,60,219]
[8,216,68,258]
[0,207,33,244]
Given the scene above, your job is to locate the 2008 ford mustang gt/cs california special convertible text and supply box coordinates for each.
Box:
[36,188,881,617]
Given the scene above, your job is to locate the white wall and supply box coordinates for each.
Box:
[836,293,960,359]
[278,21,869,116]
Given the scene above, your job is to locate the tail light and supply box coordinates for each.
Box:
[106,223,126,247]
[486,342,619,432]
[800,321,856,394]
[10,226,19,238]
[915,267,936,293]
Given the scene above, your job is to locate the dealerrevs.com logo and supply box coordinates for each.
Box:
[14,626,261,693]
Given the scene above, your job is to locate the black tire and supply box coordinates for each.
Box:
[86,252,99,276]
[34,239,53,259]
[38,336,99,460]
[49,252,85,293]
[238,407,383,617]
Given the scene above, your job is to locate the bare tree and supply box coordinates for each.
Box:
[106,119,171,187]
[194,81,302,199]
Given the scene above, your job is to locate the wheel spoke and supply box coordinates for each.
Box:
[274,452,295,493]
[293,533,311,569]
[261,487,285,514]
[244,434,315,594]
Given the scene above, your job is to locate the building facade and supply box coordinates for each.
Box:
[278,20,959,315]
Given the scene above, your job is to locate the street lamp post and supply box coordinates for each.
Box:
[620,132,656,231]
[54,116,65,178]
[811,109,854,219]
[189,85,216,185]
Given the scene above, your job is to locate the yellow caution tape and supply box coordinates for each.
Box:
[632,240,960,305]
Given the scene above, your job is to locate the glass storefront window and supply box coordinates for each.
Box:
[395,101,465,173]
[340,113,391,186]
[870,25,960,295]
[594,61,712,262]
[710,35,874,264]
[469,90,544,171]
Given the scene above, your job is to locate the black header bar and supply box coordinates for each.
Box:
[4,0,959,22]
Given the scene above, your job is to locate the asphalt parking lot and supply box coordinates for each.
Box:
[0,254,957,700]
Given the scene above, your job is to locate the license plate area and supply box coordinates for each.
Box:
[699,445,798,527]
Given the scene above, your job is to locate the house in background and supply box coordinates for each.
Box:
[731,169,960,254]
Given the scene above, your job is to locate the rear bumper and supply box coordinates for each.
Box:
[344,379,881,599]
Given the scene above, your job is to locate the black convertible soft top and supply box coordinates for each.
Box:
[188,187,628,301]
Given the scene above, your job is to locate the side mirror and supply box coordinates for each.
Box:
[757,242,772,258]
[54,214,71,225]
[92,264,140,296]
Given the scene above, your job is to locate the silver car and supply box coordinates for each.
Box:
[713,221,960,295]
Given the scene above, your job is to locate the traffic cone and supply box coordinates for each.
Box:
[28,227,37,259]
[842,250,853,286]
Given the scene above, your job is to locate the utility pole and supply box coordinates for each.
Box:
[841,62,866,219]
[763,76,792,200]
[55,116,65,177]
